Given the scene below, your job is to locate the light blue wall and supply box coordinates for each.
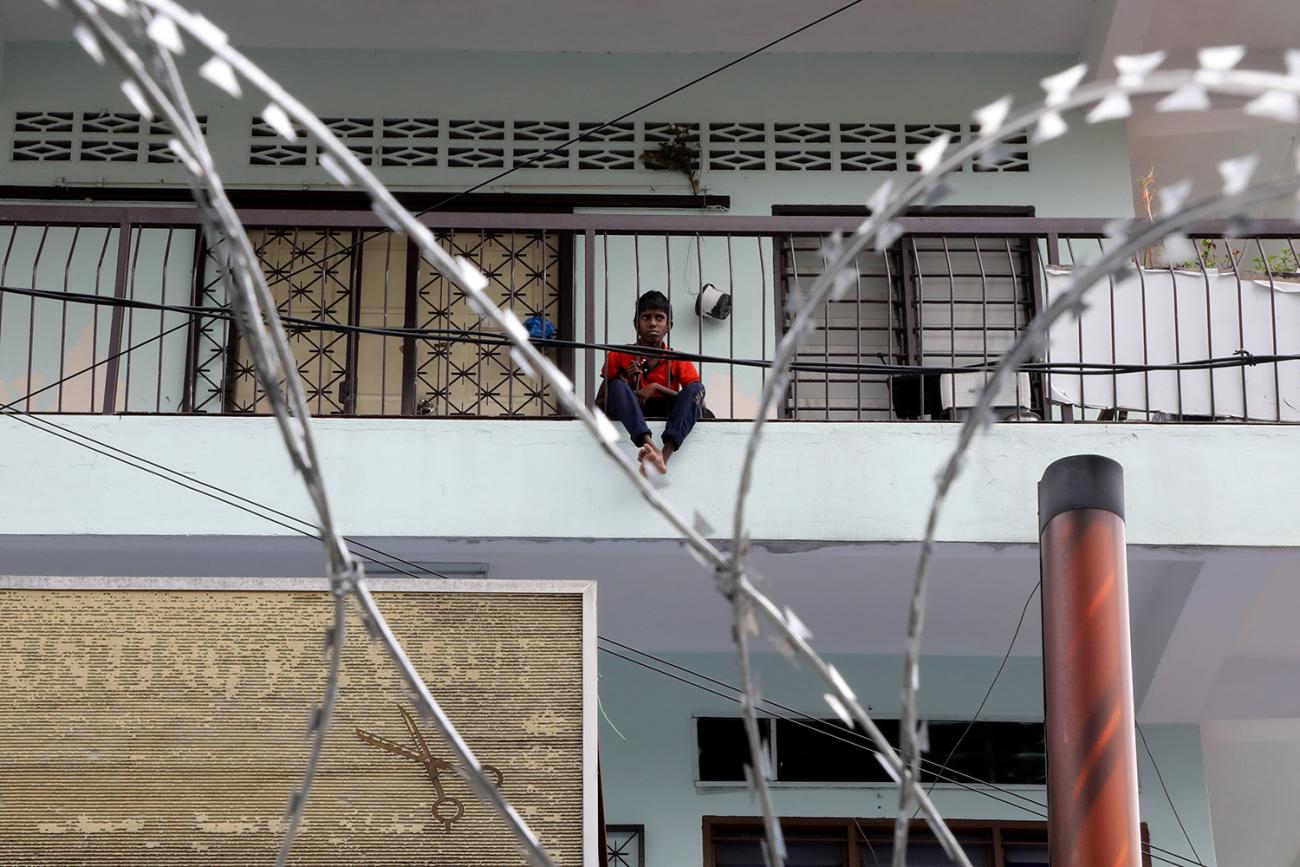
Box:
[599,650,1215,866]
[0,43,1138,415]
[1,44,1136,217]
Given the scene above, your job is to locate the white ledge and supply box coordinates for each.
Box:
[4,416,1294,546]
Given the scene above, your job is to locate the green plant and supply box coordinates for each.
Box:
[640,125,701,195]
[1174,238,1240,271]
[1250,247,1300,274]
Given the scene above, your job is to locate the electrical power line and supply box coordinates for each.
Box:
[914,581,1040,818]
[0,281,1222,867]
[0,385,1209,867]
[1139,723,1204,865]
[597,641,1208,867]
[4,281,1297,379]
[234,0,872,299]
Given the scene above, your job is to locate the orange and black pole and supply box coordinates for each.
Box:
[1038,455,1141,867]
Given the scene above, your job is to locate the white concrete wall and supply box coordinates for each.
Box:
[3,415,1295,546]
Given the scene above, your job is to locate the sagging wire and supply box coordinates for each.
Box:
[40,4,1300,865]
[2,280,1297,381]
[724,51,1300,864]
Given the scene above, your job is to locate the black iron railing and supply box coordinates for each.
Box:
[0,204,1295,423]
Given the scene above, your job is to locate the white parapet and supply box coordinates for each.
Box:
[3,415,1295,546]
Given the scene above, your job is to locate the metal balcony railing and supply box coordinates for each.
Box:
[0,203,1295,423]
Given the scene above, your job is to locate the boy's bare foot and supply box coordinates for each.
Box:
[638,441,668,477]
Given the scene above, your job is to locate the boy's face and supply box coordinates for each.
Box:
[635,308,669,345]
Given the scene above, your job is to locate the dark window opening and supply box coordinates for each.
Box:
[697,717,771,782]
[697,717,1044,785]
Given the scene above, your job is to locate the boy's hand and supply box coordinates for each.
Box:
[623,357,644,382]
[636,383,658,402]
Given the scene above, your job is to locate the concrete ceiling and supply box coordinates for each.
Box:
[0,0,1096,53]
[6,0,1297,57]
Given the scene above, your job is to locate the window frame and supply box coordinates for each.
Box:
[692,714,1049,792]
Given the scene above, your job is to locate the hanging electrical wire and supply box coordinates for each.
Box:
[2,280,1295,379]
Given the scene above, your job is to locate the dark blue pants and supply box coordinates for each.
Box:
[604,379,705,449]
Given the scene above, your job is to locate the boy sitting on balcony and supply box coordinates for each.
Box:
[597,290,706,476]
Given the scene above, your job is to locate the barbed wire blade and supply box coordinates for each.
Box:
[685,540,714,570]
[199,55,242,98]
[71,24,104,64]
[1086,90,1132,123]
[873,221,904,253]
[145,14,185,55]
[1157,83,1211,113]
[1286,49,1300,79]
[972,95,1013,136]
[509,347,537,380]
[1198,44,1246,73]
[119,80,155,121]
[166,137,200,174]
[1040,63,1087,106]
[1114,50,1166,85]
[1158,178,1194,215]
[318,152,358,189]
[1244,90,1300,123]
[783,607,813,642]
[187,12,229,45]
[823,692,853,727]
[827,664,856,702]
[1219,153,1260,195]
[1157,234,1196,267]
[262,103,299,141]
[976,145,1010,171]
[866,179,895,214]
[92,0,128,15]
[914,133,952,175]
[1032,111,1067,143]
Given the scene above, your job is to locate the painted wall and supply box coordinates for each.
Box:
[0,414,1295,546]
[0,44,1136,217]
[598,649,1216,866]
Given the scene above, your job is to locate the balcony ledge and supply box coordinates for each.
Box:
[4,415,1294,547]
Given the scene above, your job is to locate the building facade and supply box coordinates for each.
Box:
[1,1,1299,865]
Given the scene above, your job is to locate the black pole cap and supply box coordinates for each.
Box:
[1038,454,1125,534]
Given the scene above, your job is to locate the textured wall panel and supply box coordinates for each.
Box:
[0,588,585,866]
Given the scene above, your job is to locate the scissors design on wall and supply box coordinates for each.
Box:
[355,704,505,831]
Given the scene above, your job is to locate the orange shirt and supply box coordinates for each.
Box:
[601,344,700,391]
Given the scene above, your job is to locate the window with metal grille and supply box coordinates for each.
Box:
[778,233,1039,420]
[194,226,570,418]
[695,716,1045,785]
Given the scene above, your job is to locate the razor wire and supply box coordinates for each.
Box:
[38,1,1300,865]
[726,52,1300,866]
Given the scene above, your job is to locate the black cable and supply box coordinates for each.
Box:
[1138,722,1204,865]
[0,308,1218,867]
[598,642,1208,867]
[914,581,1040,818]
[597,635,1045,810]
[5,281,1298,379]
[595,644,1047,818]
[1,378,1208,867]
[3,407,454,582]
[244,0,872,296]
[0,318,190,413]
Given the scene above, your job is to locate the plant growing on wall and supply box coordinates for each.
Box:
[640,124,701,195]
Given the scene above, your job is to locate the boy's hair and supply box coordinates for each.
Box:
[636,290,671,320]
